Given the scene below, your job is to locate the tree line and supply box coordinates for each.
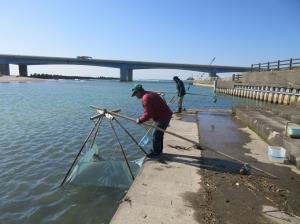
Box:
[30,73,119,80]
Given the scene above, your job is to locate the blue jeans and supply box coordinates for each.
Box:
[153,119,171,154]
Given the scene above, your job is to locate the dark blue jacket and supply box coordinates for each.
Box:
[175,79,186,97]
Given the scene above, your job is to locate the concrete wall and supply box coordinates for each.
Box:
[214,69,300,106]
[241,69,300,88]
[0,64,10,75]
[216,80,235,89]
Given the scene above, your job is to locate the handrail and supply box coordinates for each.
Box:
[251,58,300,72]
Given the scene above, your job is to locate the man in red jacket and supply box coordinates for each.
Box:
[132,84,172,157]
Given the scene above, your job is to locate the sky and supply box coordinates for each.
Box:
[0,0,299,80]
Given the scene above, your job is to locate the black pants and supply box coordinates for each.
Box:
[153,119,171,154]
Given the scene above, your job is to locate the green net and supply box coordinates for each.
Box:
[65,143,145,188]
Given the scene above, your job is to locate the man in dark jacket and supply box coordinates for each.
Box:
[132,84,172,157]
[173,76,186,113]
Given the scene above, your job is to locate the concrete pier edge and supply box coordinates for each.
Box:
[110,112,202,224]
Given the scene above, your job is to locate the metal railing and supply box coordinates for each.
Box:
[251,58,300,72]
[232,74,242,81]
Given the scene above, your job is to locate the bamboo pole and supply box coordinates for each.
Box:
[90,106,278,179]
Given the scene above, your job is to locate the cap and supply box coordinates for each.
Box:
[131,84,144,96]
[173,76,179,80]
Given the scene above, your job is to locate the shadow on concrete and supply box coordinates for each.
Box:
[153,152,247,176]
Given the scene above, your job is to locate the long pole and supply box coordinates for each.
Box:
[109,119,135,180]
[159,92,211,97]
[60,116,103,186]
[91,116,104,147]
[90,106,200,147]
[90,106,277,179]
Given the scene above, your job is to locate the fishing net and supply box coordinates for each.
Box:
[61,110,155,189]
[65,143,145,188]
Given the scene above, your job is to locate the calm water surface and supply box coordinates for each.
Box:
[0,79,264,224]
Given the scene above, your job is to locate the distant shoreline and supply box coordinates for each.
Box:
[0,74,119,83]
[30,74,119,80]
[0,75,45,83]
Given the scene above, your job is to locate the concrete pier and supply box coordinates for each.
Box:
[18,64,28,76]
[111,113,201,224]
[215,69,300,106]
[0,64,10,75]
[120,66,133,82]
[111,110,300,223]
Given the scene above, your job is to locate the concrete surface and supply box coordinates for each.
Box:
[241,69,300,88]
[198,112,300,224]
[215,80,235,89]
[110,112,201,224]
[234,106,300,169]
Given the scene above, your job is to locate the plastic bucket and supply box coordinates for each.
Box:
[267,146,286,163]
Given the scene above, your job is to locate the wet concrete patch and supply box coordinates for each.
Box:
[190,112,300,224]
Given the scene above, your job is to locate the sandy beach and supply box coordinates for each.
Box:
[0,75,44,83]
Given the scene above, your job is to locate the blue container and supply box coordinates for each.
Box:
[287,127,300,138]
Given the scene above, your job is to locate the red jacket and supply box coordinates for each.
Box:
[139,91,173,123]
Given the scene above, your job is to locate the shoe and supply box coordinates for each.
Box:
[146,151,161,158]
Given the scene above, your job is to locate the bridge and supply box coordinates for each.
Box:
[0,54,251,81]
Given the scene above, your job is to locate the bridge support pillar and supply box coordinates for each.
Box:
[0,64,10,75]
[120,66,133,82]
[127,69,133,81]
[19,65,28,76]
[209,72,219,81]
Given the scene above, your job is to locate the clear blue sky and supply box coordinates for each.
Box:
[0,0,299,79]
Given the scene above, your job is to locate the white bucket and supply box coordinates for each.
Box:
[267,146,286,163]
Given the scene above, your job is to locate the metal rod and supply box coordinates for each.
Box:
[113,117,147,155]
[109,119,135,180]
[60,117,102,186]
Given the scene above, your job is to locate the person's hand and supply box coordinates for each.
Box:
[136,118,140,124]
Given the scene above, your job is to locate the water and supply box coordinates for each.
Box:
[0,79,264,224]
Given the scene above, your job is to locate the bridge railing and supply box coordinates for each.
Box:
[251,58,300,72]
